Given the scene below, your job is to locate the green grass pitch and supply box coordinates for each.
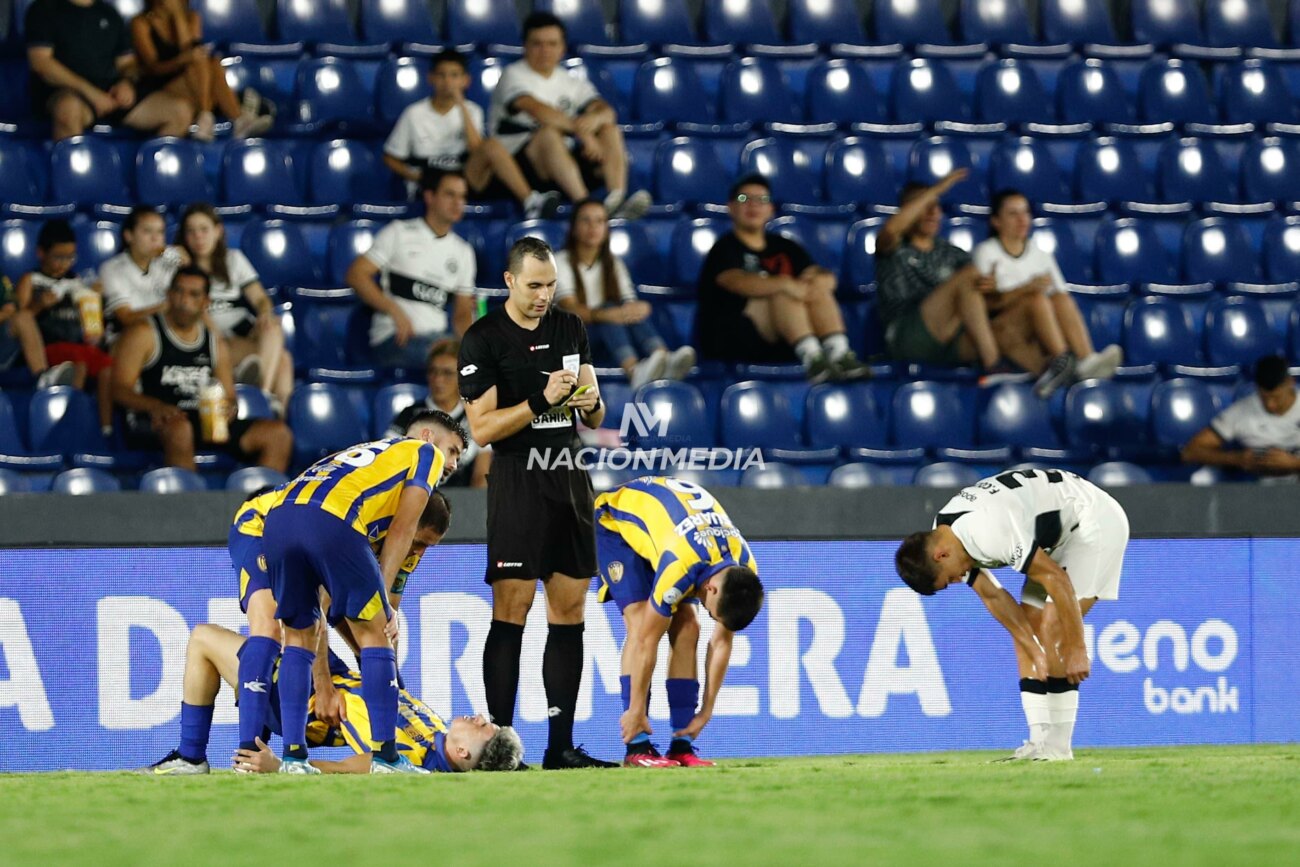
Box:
[2,745,1298,866]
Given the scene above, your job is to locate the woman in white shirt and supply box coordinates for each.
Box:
[179,203,293,409]
[554,200,694,389]
[973,190,1122,393]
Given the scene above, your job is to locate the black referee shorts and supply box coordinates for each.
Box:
[485,454,597,584]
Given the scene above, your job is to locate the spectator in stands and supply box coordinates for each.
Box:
[26,0,192,141]
[1,271,80,392]
[111,266,292,473]
[179,203,292,411]
[101,206,182,340]
[695,174,870,382]
[554,199,695,389]
[345,168,478,370]
[972,189,1122,392]
[1182,354,1300,479]
[13,220,115,432]
[488,11,651,220]
[131,0,272,142]
[386,338,491,488]
[384,48,561,219]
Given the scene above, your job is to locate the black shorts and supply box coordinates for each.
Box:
[124,409,259,460]
[700,313,797,364]
[485,454,596,584]
[516,137,603,195]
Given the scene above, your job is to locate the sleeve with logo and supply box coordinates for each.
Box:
[363,221,401,271]
[951,501,1037,574]
[403,441,444,497]
[456,324,498,401]
[651,553,696,617]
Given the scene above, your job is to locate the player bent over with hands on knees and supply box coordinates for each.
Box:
[598,477,765,767]
[894,468,1130,761]
[139,622,521,774]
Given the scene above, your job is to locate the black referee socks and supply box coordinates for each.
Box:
[544,623,585,753]
[483,620,526,728]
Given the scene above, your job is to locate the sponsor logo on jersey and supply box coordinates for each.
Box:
[530,344,550,351]
[159,364,211,395]
[460,364,477,376]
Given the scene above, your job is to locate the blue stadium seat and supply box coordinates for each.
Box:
[629,381,711,448]
[1158,137,1234,204]
[739,138,818,205]
[1138,59,1214,125]
[309,140,393,207]
[703,0,780,44]
[1124,296,1199,366]
[907,137,981,204]
[296,57,375,130]
[226,466,290,494]
[1096,218,1176,284]
[720,57,799,125]
[0,138,46,207]
[235,384,275,421]
[828,462,892,488]
[824,138,897,208]
[1264,216,1300,281]
[372,384,428,438]
[1204,296,1280,367]
[277,0,356,44]
[52,467,121,494]
[0,390,63,474]
[1087,461,1152,486]
[0,219,41,280]
[804,384,885,449]
[1204,0,1278,48]
[914,462,981,488]
[975,59,1052,124]
[1131,0,1204,46]
[1056,59,1133,125]
[892,381,975,449]
[536,0,609,45]
[26,386,107,460]
[720,382,799,451]
[1030,217,1088,283]
[359,0,438,44]
[790,0,867,45]
[196,0,266,44]
[294,297,354,369]
[135,138,212,209]
[50,136,130,209]
[223,140,302,208]
[1150,378,1216,449]
[742,462,809,488]
[328,220,381,286]
[988,137,1070,205]
[139,467,207,494]
[288,383,369,465]
[1041,0,1118,45]
[979,382,1062,449]
[656,139,730,207]
[875,0,951,45]
[960,0,1032,44]
[892,59,968,123]
[1064,380,1136,452]
[843,218,885,291]
[1183,218,1256,285]
[1218,60,1296,125]
[376,57,432,127]
[671,216,729,287]
[447,0,521,45]
[1241,137,1300,204]
[505,219,568,255]
[635,57,714,125]
[1075,137,1151,204]
[620,0,696,45]
[241,220,323,289]
[0,469,30,494]
[806,59,884,126]
[74,220,123,274]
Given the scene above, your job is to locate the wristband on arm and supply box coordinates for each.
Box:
[528,392,551,416]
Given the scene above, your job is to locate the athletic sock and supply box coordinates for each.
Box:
[821,332,850,361]
[665,678,699,746]
[237,635,279,750]
[544,623,584,753]
[619,674,651,747]
[1019,678,1050,745]
[178,703,214,763]
[360,646,399,762]
[1046,677,1080,753]
[793,335,821,366]
[483,620,525,727]
[278,645,315,760]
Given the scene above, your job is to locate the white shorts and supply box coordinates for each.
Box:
[1021,492,1129,609]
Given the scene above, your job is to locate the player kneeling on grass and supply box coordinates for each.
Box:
[596,477,764,767]
[894,468,1130,761]
[138,624,522,774]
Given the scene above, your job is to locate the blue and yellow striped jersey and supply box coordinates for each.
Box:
[307,667,453,773]
[268,437,445,541]
[595,476,757,616]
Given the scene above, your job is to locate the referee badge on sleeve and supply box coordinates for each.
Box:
[607,562,624,584]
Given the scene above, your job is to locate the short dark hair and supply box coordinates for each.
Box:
[717,566,764,631]
[170,265,211,295]
[406,407,470,451]
[421,166,467,194]
[1254,354,1292,391]
[896,532,938,596]
[523,10,566,40]
[432,48,468,73]
[991,188,1028,217]
[122,205,162,240]
[899,182,929,205]
[507,236,555,275]
[729,173,771,201]
[37,219,75,251]
[419,490,452,535]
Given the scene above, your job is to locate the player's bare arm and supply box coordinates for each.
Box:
[110,322,178,424]
[621,605,672,743]
[716,268,796,298]
[380,486,430,595]
[311,596,347,728]
[970,570,1048,679]
[463,370,577,444]
[877,168,969,255]
[512,94,577,132]
[1025,550,1090,683]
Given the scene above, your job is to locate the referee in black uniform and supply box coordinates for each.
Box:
[459,236,615,769]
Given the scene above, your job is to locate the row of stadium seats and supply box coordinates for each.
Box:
[4,0,1298,54]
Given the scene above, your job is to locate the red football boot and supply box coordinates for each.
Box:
[666,746,716,767]
[623,751,679,768]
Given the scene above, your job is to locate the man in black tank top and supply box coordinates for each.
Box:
[111,267,292,472]
[459,237,615,770]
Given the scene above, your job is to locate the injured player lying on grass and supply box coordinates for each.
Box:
[138,623,522,774]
